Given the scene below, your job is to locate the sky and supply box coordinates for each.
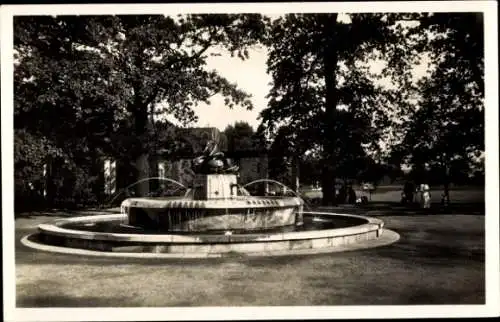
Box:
[190,46,271,131]
[177,14,428,133]
[184,14,354,132]
[184,50,429,132]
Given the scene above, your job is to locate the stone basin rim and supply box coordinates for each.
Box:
[121,196,303,209]
[21,229,400,259]
[37,211,384,244]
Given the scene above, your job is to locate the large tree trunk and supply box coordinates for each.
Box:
[320,13,339,206]
[321,164,336,206]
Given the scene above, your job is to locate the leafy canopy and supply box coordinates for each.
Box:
[14,14,267,202]
[392,13,484,184]
[260,13,423,188]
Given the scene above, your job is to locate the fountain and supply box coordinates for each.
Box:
[21,141,399,258]
[120,141,304,233]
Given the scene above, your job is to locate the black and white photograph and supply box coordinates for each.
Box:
[2,1,498,320]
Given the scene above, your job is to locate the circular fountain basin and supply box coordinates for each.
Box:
[22,211,400,258]
[121,196,304,232]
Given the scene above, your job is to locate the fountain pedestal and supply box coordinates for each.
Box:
[192,174,237,200]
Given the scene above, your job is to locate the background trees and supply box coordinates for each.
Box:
[392,13,485,201]
[14,14,266,207]
[223,121,265,153]
[260,13,423,205]
[259,12,484,204]
[13,12,485,209]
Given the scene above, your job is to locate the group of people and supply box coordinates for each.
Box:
[337,184,358,204]
[401,181,432,208]
[336,183,369,205]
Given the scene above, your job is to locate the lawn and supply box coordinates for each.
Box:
[14,204,485,307]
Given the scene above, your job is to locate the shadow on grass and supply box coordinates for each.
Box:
[301,244,485,305]
[405,288,485,304]
[16,277,141,307]
[307,273,485,305]
[15,208,121,219]
[15,212,75,219]
[368,237,484,265]
[17,294,139,307]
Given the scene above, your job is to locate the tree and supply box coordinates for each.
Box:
[393,13,484,202]
[14,14,267,201]
[266,125,304,190]
[223,121,264,153]
[14,16,114,206]
[260,13,422,205]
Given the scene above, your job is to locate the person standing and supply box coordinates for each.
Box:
[403,181,415,204]
[420,183,431,209]
[337,184,347,204]
[347,185,357,204]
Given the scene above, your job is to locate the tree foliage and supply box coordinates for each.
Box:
[13,12,485,209]
[14,14,267,205]
[223,121,265,153]
[260,13,422,204]
[392,13,485,192]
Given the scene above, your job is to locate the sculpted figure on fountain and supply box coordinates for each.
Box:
[192,140,239,174]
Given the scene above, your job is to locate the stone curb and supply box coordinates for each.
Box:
[21,229,400,259]
[37,212,384,243]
